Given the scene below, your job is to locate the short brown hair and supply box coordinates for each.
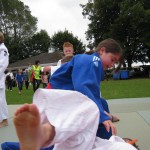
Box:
[61,55,73,64]
[63,42,73,49]
[0,32,4,43]
[96,39,124,72]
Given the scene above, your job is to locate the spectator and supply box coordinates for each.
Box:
[41,72,48,88]
[32,60,41,92]
[5,70,14,91]
[27,63,32,84]
[16,69,24,94]
[23,69,29,90]
[57,42,74,66]
[0,31,9,128]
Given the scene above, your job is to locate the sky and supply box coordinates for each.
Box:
[20,0,89,46]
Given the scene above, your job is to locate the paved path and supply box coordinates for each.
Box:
[0,97,150,150]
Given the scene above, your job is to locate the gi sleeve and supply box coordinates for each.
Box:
[71,55,110,123]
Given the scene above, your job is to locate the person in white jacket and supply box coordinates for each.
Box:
[13,89,137,150]
[0,32,9,128]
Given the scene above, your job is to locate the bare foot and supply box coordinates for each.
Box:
[13,104,42,150]
[0,119,8,128]
[14,104,55,150]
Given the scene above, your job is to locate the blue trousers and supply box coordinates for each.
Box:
[1,142,53,150]
[1,98,112,150]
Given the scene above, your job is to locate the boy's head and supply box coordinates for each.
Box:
[123,138,139,150]
[63,42,74,56]
[35,60,40,66]
[18,69,22,73]
[61,55,73,64]
[0,32,4,43]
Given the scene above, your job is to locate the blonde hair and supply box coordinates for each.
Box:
[63,42,73,49]
[0,32,4,43]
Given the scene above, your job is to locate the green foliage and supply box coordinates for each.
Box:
[50,30,86,54]
[23,30,51,57]
[1,0,86,63]
[111,1,150,67]
[81,0,150,67]
[0,0,38,63]
[0,0,37,39]
[6,30,51,63]
[81,0,121,47]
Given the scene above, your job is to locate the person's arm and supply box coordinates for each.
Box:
[51,66,61,76]
[57,59,62,66]
[22,74,24,82]
[72,55,117,135]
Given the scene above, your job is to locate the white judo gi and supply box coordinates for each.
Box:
[0,43,9,122]
[33,89,137,150]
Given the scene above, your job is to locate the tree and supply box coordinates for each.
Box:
[50,30,86,54]
[81,0,121,48]
[0,0,37,39]
[23,30,51,57]
[81,0,150,67]
[110,1,150,67]
[0,0,38,63]
[8,30,51,62]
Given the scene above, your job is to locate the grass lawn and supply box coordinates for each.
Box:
[6,78,150,104]
[101,78,150,99]
[6,85,33,104]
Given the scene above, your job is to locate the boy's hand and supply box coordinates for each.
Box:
[102,120,117,135]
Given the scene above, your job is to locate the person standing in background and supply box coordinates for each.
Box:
[0,32,9,128]
[41,72,48,88]
[5,70,14,91]
[43,42,74,78]
[16,69,24,94]
[32,60,41,92]
[23,69,29,90]
[57,42,74,66]
[27,63,32,85]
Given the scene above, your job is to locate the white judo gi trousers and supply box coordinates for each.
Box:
[0,87,8,121]
[33,89,137,150]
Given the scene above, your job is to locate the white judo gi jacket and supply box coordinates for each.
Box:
[33,89,137,150]
[0,43,9,88]
[0,43,9,121]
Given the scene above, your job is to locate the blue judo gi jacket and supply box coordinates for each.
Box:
[50,52,110,124]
